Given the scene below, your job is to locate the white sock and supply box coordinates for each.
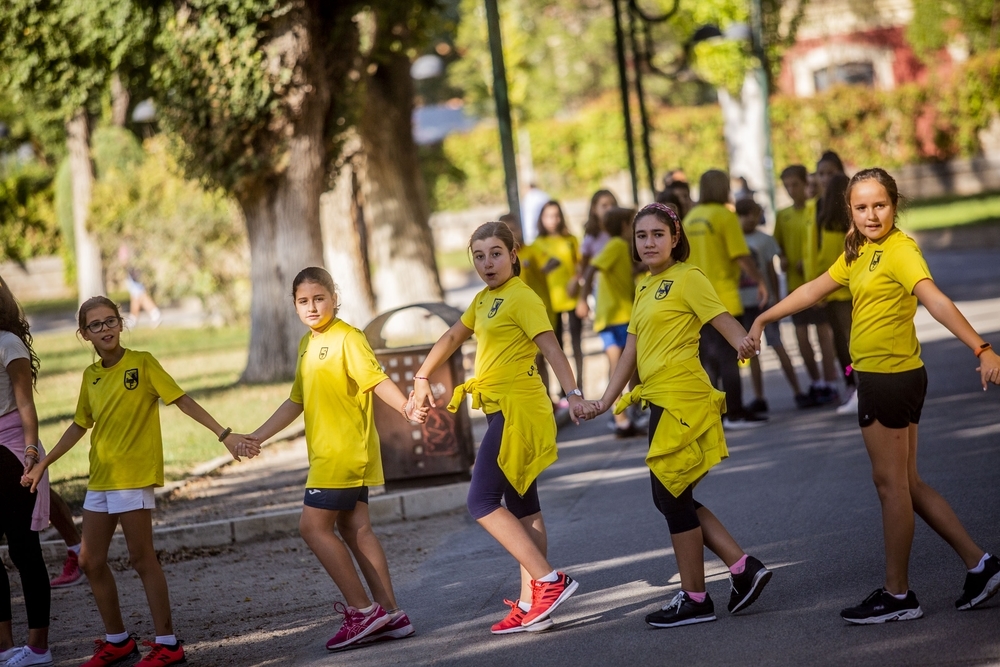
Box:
[106,631,130,644]
[154,635,177,647]
[970,553,991,573]
[538,570,559,583]
[889,590,908,600]
[517,600,530,612]
[357,603,376,615]
[68,543,81,555]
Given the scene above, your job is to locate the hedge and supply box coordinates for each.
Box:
[425,52,1000,211]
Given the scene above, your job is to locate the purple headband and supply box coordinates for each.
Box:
[636,202,681,227]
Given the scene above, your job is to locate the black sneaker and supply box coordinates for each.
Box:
[811,385,839,405]
[722,413,768,430]
[795,393,819,408]
[645,591,716,628]
[956,554,1000,610]
[746,399,769,414]
[728,555,772,613]
[840,588,923,624]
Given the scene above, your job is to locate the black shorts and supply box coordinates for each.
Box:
[303,486,369,511]
[791,306,828,326]
[856,367,927,429]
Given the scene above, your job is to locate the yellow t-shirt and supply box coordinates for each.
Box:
[804,224,851,302]
[827,229,932,373]
[289,319,388,488]
[773,201,816,292]
[74,349,185,491]
[532,234,580,313]
[624,263,729,496]
[459,276,556,494]
[589,236,634,332]
[517,243,556,327]
[682,203,750,316]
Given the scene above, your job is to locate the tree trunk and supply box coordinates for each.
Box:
[321,132,375,328]
[110,73,130,127]
[360,49,443,314]
[65,109,106,303]
[239,3,330,383]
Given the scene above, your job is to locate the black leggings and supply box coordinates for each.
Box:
[0,446,50,629]
[466,412,542,520]
[648,404,703,534]
[554,311,584,395]
[826,301,855,387]
[699,323,746,419]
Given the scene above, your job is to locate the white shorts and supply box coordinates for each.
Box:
[83,486,156,514]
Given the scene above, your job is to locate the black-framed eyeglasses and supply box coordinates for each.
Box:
[85,317,122,334]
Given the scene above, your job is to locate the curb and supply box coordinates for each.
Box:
[2,482,469,568]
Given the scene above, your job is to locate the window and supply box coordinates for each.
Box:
[813,61,876,92]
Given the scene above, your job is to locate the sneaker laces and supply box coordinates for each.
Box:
[333,602,364,634]
[662,591,686,612]
[61,553,78,576]
[141,640,172,659]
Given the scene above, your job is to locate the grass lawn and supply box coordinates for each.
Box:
[898,192,1000,231]
[33,325,295,505]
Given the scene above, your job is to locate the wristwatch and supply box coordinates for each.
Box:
[567,389,583,399]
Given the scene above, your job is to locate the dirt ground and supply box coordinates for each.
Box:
[8,510,466,667]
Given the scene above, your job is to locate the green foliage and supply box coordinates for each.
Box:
[88,134,250,321]
[426,53,1000,211]
[0,162,60,262]
[908,0,999,62]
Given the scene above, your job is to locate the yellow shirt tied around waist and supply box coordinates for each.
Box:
[773,201,815,293]
[533,234,580,313]
[803,224,851,302]
[618,263,729,497]
[74,349,185,491]
[517,243,557,327]
[827,229,932,374]
[452,277,557,496]
[589,236,634,332]
[290,319,389,488]
[682,203,751,316]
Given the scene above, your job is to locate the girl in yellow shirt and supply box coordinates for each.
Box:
[248,267,427,652]
[413,221,584,635]
[578,203,772,629]
[532,201,584,398]
[24,297,258,667]
[743,168,1000,624]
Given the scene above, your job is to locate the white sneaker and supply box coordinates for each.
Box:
[0,648,17,663]
[2,646,53,667]
[836,389,859,415]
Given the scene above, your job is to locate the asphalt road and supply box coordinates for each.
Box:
[297,247,1000,667]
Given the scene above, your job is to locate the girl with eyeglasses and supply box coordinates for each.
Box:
[22,297,258,667]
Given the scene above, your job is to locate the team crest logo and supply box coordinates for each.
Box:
[654,280,673,300]
[124,369,139,390]
[318,346,329,360]
[488,298,504,318]
[869,250,883,272]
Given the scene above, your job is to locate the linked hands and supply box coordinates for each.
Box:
[738,320,764,362]
[976,348,1000,390]
[572,398,608,422]
[403,390,429,423]
[222,432,261,462]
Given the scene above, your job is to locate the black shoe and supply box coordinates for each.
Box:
[811,385,839,405]
[795,393,819,408]
[722,413,768,430]
[728,556,772,613]
[614,423,638,438]
[645,592,716,628]
[840,588,923,624]
[956,554,1000,610]
[746,399,769,414]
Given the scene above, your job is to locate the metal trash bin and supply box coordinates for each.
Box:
[363,302,475,484]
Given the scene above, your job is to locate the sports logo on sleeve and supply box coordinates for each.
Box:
[319,347,329,360]
[488,298,504,318]
[869,250,883,272]
[124,369,139,390]
[654,280,674,300]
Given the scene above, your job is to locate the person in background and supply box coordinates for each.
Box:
[520,182,550,246]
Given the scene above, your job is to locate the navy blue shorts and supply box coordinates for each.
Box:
[467,411,542,520]
[303,486,369,511]
[598,323,629,351]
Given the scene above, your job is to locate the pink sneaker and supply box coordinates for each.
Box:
[50,550,85,588]
[357,610,415,644]
[326,602,390,651]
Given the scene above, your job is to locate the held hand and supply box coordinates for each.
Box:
[413,377,435,409]
[566,394,585,425]
[976,349,1000,390]
[21,464,44,493]
[575,399,606,421]
[738,321,764,361]
[403,390,429,423]
[22,454,38,477]
[575,299,589,320]
[223,433,260,462]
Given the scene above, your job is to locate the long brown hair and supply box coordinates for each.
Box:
[844,168,901,266]
[0,278,40,386]
[818,173,850,233]
[536,200,569,238]
[469,221,521,277]
[583,190,617,237]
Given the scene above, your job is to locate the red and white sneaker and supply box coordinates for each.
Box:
[491,599,554,634]
[50,550,85,588]
[521,573,579,627]
[135,641,184,666]
[79,637,139,667]
[357,610,415,644]
[326,602,390,651]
